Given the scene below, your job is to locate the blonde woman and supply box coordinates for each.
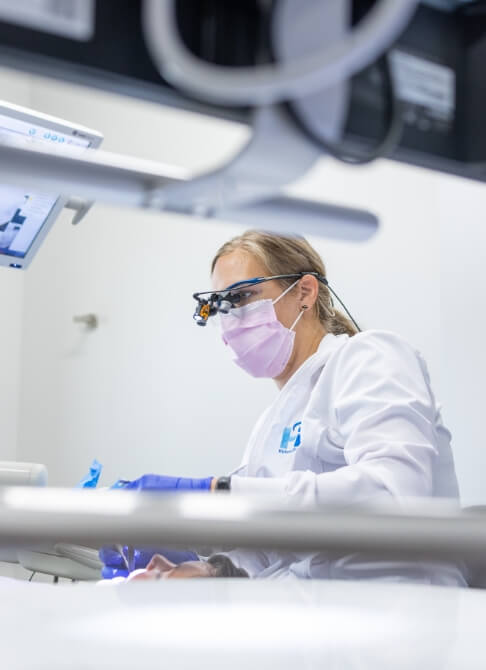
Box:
[101,231,465,586]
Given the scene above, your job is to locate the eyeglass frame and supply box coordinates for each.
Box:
[192,271,360,332]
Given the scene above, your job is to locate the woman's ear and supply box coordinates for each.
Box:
[298,274,319,309]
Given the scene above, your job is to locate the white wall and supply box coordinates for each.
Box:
[439,176,486,505]
[6,72,486,504]
[0,68,32,461]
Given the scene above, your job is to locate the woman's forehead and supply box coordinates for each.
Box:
[211,249,266,290]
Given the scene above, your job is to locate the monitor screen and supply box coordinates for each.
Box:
[0,112,92,260]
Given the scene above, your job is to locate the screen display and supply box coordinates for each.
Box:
[0,113,91,259]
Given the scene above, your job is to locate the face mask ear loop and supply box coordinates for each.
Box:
[272,279,300,306]
[289,308,305,332]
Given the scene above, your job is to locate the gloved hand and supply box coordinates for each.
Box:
[121,474,214,492]
[99,546,199,579]
[99,474,211,578]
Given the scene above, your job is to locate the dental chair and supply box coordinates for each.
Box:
[0,462,102,581]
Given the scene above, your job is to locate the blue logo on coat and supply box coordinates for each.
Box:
[279,421,302,454]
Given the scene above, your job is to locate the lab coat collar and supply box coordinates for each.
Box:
[279,332,349,393]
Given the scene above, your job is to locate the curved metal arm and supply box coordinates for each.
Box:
[142,0,418,106]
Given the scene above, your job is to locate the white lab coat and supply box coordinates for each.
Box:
[226,330,466,585]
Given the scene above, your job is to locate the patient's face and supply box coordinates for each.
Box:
[129,554,213,581]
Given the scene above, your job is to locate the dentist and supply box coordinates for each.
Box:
[101,230,465,585]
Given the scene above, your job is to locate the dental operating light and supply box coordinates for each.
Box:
[0,1,483,257]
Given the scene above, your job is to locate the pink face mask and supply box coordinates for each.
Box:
[220,280,304,378]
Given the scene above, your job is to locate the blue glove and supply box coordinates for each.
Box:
[122,474,214,492]
[99,546,199,579]
[99,474,210,578]
[76,459,102,488]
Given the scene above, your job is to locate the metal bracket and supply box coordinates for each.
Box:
[64,196,95,225]
[73,314,98,329]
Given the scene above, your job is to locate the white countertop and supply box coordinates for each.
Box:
[0,576,484,669]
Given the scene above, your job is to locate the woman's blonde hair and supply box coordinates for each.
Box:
[211,230,358,337]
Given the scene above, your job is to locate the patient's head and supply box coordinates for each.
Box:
[129,553,249,581]
[206,554,249,578]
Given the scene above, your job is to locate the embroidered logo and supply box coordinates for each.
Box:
[279,421,302,454]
